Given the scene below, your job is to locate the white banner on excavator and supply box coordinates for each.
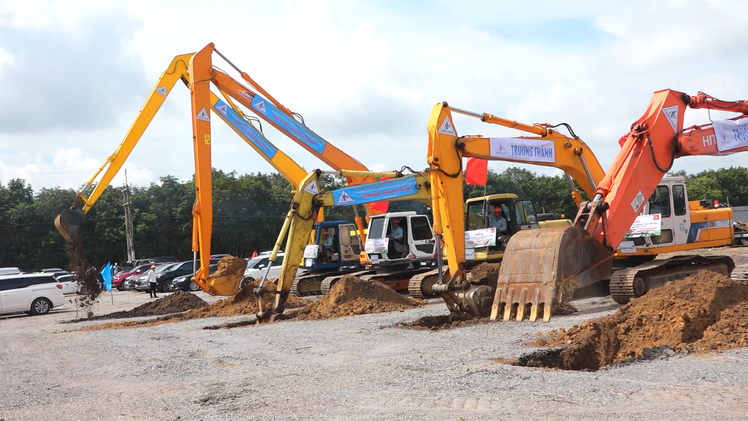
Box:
[713,119,748,152]
[489,137,555,163]
[624,214,662,238]
[464,228,496,248]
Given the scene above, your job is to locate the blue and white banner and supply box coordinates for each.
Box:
[489,137,555,163]
[332,177,419,206]
[250,95,327,154]
[465,228,496,248]
[101,262,113,292]
[714,119,748,152]
[214,99,278,159]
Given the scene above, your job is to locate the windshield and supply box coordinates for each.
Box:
[156,263,176,273]
[367,217,385,239]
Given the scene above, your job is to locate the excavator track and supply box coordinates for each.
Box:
[407,267,446,298]
[731,263,748,283]
[609,255,735,304]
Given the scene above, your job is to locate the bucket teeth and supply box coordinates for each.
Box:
[542,304,553,322]
[529,304,541,322]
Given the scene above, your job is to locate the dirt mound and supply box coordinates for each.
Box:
[294,275,421,321]
[518,271,748,371]
[63,291,209,322]
[70,282,308,331]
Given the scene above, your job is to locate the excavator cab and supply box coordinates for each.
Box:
[464,195,570,263]
[302,221,363,270]
[364,211,436,271]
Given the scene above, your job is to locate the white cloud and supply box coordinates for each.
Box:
[0,0,747,194]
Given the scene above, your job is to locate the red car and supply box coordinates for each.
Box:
[113,263,161,290]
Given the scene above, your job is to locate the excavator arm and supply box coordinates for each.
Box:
[54,53,195,244]
[495,89,748,321]
[426,101,605,319]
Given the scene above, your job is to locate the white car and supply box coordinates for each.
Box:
[0,273,66,316]
[240,252,285,288]
[54,274,81,295]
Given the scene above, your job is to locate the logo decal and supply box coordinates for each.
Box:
[336,190,356,205]
[438,116,457,136]
[303,180,319,195]
[156,86,167,98]
[196,108,210,122]
[662,105,679,133]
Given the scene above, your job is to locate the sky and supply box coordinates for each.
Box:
[1,0,747,193]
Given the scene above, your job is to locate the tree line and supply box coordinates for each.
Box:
[2,166,747,272]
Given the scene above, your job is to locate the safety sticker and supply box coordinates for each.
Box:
[215,104,228,117]
[336,190,356,206]
[438,116,457,136]
[304,180,319,195]
[196,108,210,122]
[662,105,679,133]
[631,191,645,213]
[253,99,268,115]
[156,86,167,98]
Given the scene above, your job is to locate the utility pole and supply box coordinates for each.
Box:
[123,169,136,263]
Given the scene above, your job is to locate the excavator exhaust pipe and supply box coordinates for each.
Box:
[54,207,84,244]
[491,226,614,322]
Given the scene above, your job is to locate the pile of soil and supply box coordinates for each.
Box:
[517,271,748,371]
[70,282,308,331]
[293,275,421,321]
[63,291,209,322]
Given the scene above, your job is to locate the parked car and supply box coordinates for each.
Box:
[154,259,218,292]
[114,263,161,290]
[240,252,285,288]
[167,264,218,292]
[128,263,177,291]
[41,268,69,277]
[53,274,81,295]
[0,273,65,316]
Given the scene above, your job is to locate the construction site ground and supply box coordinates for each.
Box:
[3,247,748,420]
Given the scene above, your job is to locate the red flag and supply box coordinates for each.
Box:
[465,158,488,185]
[251,250,257,258]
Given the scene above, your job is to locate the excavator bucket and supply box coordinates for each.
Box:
[491,226,614,322]
[204,256,248,296]
[54,207,84,244]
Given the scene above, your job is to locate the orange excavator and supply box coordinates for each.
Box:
[492,90,748,321]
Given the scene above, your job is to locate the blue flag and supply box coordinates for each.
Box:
[101,262,113,292]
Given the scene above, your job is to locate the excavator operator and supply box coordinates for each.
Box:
[489,205,508,235]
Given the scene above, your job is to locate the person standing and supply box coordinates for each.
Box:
[147,265,158,298]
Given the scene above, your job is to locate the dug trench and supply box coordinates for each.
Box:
[61,275,423,332]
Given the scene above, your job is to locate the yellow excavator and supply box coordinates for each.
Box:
[252,168,433,321]
[488,90,748,321]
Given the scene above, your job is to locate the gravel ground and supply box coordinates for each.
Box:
[3,279,748,420]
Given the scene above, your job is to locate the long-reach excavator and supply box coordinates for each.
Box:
[54,43,421,296]
[489,90,748,322]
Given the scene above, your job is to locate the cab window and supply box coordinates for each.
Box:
[648,186,671,217]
